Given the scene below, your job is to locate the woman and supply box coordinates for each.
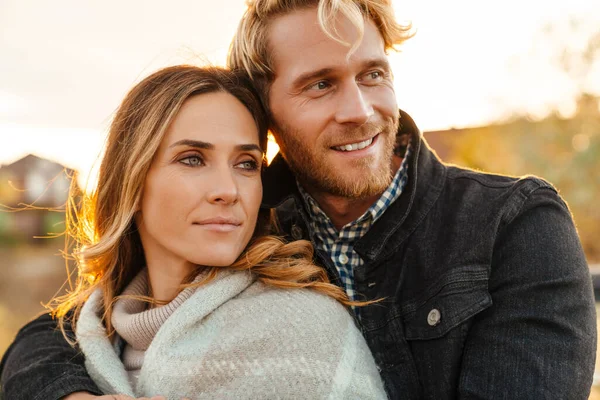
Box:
[51,65,387,399]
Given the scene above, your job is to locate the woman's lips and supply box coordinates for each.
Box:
[195,223,240,232]
[193,217,242,232]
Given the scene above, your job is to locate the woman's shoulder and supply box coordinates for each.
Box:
[142,274,387,400]
[230,278,356,329]
[240,278,345,307]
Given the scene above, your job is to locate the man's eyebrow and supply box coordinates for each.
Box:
[362,58,392,72]
[169,140,262,153]
[291,67,335,89]
[291,58,391,89]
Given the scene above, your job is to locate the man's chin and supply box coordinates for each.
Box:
[312,167,393,199]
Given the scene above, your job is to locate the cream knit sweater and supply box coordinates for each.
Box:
[76,269,387,400]
[110,270,203,386]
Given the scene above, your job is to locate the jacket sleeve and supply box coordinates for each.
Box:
[0,312,102,400]
[457,187,597,399]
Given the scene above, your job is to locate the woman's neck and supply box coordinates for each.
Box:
[146,258,196,304]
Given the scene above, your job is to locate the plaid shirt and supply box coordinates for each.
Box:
[298,143,412,311]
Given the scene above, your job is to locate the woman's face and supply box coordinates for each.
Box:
[136,91,263,271]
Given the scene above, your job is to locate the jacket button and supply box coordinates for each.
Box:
[427,309,441,326]
[291,225,303,240]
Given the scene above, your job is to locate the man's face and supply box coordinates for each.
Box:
[268,7,399,199]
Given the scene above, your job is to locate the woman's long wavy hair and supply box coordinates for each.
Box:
[49,65,367,342]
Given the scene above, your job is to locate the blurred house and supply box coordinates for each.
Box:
[0,154,77,244]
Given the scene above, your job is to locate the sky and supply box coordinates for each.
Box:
[1,0,599,188]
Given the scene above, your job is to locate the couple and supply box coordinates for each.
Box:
[1,0,596,399]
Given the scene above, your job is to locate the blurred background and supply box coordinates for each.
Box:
[1,0,599,396]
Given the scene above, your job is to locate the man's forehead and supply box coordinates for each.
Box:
[268,8,387,77]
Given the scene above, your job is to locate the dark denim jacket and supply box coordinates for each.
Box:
[1,110,596,400]
[262,111,596,399]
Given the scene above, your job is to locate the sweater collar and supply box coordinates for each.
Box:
[111,269,200,351]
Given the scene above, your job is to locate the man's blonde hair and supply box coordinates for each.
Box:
[227,0,413,110]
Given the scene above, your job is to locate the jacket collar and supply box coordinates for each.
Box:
[353,111,447,263]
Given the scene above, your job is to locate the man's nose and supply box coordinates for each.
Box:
[207,167,239,205]
[334,82,374,125]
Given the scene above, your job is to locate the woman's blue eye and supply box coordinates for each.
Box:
[238,160,259,170]
[179,155,203,167]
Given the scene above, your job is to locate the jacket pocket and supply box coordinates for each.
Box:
[403,270,492,340]
[400,270,492,400]
[363,310,423,399]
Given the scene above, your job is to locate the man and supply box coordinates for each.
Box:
[1,0,596,399]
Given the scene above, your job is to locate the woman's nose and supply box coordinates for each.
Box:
[206,167,239,205]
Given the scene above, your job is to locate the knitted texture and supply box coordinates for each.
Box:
[76,269,387,400]
[111,270,202,385]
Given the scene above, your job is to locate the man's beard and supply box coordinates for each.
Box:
[272,117,399,199]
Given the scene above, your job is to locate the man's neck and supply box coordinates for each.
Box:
[308,191,381,230]
[304,156,403,230]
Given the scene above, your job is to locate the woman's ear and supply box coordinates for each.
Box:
[132,191,143,212]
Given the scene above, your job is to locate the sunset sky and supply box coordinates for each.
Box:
[1,0,599,188]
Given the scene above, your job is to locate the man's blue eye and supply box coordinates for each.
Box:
[309,81,330,91]
[366,71,383,80]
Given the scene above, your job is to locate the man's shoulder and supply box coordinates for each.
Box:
[439,163,560,213]
[445,163,555,193]
[413,160,569,243]
[409,137,562,232]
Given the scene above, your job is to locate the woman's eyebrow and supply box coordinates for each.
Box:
[169,140,262,153]
[236,144,263,153]
[169,139,214,149]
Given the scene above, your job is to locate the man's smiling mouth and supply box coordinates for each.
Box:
[332,135,376,152]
